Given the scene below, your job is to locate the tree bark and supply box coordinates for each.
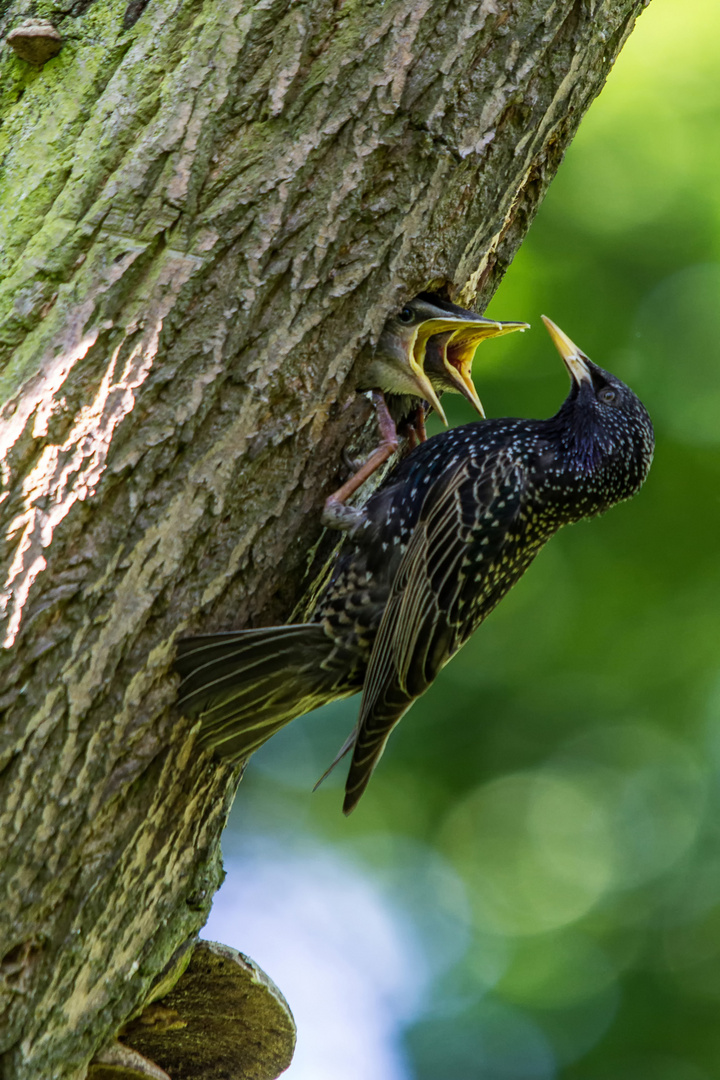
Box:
[0,0,649,1075]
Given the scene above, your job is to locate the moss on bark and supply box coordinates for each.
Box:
[0,0,650,1075]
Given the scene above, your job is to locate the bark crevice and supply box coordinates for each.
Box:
[0,0,648,1075]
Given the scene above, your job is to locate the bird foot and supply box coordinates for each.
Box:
[342,447,365,475]
[323,391,399,517]
[322,497,366,532]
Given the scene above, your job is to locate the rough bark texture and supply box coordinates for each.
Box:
[0,0,649,1076]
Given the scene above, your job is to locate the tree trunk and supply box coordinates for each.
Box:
[0,0,649,1075]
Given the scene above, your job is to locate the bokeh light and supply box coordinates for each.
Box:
[207,1,720,1075]
[439,771,615,935]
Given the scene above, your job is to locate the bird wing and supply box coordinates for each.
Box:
[342,448,527,813]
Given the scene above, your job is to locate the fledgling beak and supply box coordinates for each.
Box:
[409,311,518,423]
[371,298,528,426]
[406,315,474,425]
[541,316,594,388]
[407,357,449,425]
[414,317,500,418]
[441,320,530,417]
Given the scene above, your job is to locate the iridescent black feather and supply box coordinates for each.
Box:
[176,321,654,813]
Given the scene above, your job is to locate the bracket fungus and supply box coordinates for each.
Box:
[6,19,62,65]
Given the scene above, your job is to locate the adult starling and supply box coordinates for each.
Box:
[176,317,654,814]
[327,296,528,511]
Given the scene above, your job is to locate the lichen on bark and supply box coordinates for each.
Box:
[0,0,650,1075]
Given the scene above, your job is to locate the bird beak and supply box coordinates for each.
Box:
[407,316,470,426]
[443,320,530,418]
[541,316,594,387]
[408,362,448,426]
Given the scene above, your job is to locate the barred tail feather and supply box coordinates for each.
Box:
[176,625,350,764]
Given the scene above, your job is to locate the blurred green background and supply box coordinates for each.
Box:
[207,2,720,1076]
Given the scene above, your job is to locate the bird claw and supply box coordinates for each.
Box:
[322,497,366,532]
[342,447,365,475]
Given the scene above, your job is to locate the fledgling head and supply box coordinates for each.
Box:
[365,297,528,424]
[543,316,655,512]
[367,297,469,424]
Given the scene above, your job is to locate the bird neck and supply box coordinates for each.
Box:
[533,413,619,522]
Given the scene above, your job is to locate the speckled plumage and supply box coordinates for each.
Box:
[176,319,654,813]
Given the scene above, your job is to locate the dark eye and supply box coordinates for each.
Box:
[398,307,414,324]
[598,387,617,405]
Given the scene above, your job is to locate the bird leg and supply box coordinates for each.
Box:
[396,404,428,449]
[323,390,399,531]
[407,404,427,444]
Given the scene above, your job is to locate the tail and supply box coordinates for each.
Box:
[312,680,416,816]
[176,625,354,763]
[341,684,415,815]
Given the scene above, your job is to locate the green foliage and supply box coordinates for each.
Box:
[224,2,720,1075]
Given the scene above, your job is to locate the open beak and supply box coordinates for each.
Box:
[442,320,529,417]
[408,316,480,426]
[376,297,529,427]
[442,331,487,416]
[541,316,593,387]
[407,361,448,426]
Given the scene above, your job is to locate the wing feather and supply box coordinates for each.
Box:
[342,449,528,813]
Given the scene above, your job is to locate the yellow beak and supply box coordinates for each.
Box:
[408,316,477,425]
[541,316,593,387]
[442,320,529,417]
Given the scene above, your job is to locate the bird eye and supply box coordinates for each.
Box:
[598,387,617,405]
[398,307,414,324]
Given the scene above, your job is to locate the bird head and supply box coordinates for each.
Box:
[543,316,655,511]
[374,296,528,423]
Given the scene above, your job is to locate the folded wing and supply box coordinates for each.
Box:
[341,449,527,813]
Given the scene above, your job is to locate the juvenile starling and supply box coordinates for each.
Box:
[362,298,526,423]
[363,294,528,424]
[176,317,654,814]
[416,293,528,420]
[327,296,528,511]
